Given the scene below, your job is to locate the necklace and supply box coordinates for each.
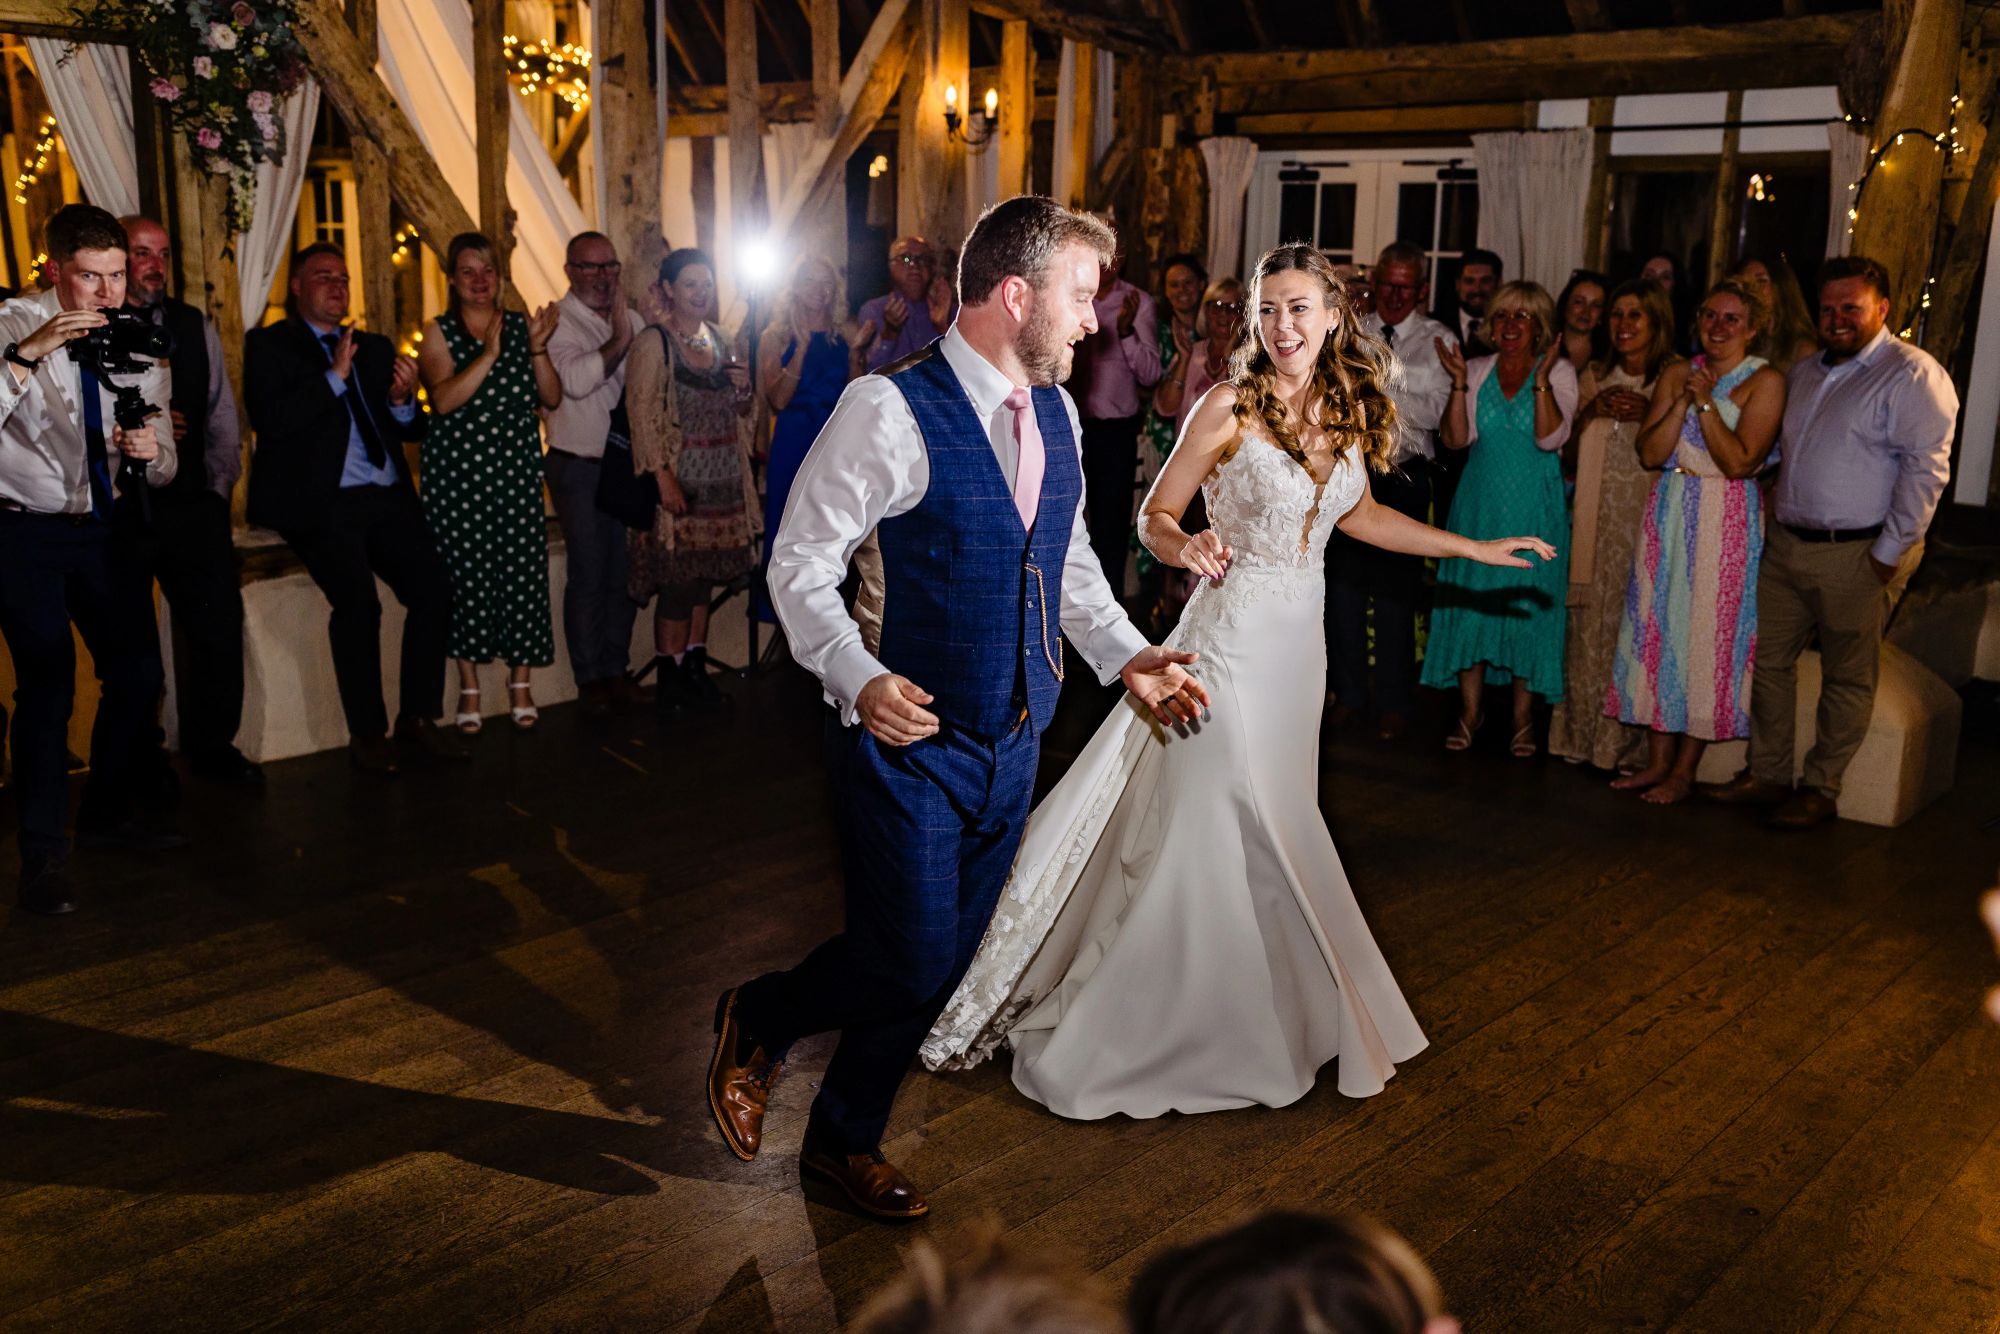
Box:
[670,321,713,357]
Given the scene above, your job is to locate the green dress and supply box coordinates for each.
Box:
[1419,364,1569,698]
[424,310,554,667]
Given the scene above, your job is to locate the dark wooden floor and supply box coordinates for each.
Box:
[2,665,1997,1332]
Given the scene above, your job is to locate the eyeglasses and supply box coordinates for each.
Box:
[1489,309,1533,323]
[1374,282,1419,295]
[891,253,935,268]
[569,260,622,275]
[1207,300,1243,314]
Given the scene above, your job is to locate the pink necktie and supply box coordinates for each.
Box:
[1005,387,1043,529]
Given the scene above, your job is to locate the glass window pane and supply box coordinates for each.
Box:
[1317,182,1357,250]
[1440,182,1479,252]
[1396,183,1437,248]
[1278,182,1317,247]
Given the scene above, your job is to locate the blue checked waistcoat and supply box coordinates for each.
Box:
[876,345,1078,738]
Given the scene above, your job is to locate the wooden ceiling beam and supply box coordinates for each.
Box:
[1350,0,1384,47]
[750,0,806,81]
[1562,0,1609,31]
[1196,14,1868,113]
[770,0,915,245]
[1241,0,1272,51]
[671,80,821,120]
[968,0,1164,53]
[661,9,706,83]
[1134,0,1192,54]
[1234,101,1532,137]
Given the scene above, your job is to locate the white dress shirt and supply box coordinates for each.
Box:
[0,288,175,513]
[544,290,645,460]
[769,324,1150,724]
[1362,310,1455,463]
[1462,354,1578,451]
[1776,326,1958,566]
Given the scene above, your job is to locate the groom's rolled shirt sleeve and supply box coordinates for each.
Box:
[767,376,920,724]
[1056,389,1150,682]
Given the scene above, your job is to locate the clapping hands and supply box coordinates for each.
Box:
[388,353,420,404]
[527,302,560,353]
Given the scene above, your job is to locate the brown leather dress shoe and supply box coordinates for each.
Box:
[349,734,401,775]
[1767,789,1838,830]
[800,1146,930,1220]
[708,988,781,1162]
[1697,772,1792,805]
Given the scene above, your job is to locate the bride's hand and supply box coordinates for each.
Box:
[1470,535,1557,568]
[1119,645,1211,727]
[1179,530,1232,580]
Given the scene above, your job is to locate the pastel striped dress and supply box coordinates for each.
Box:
[1605,356,1768,740]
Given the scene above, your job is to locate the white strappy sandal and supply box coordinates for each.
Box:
[455,686,482,734]
[507,680,539,730]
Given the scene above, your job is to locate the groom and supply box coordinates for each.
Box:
[709,197,1209,1219]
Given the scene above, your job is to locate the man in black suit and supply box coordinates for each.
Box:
[1429,247,1503,526]
[121,214,262,790]
[243,242,464,774]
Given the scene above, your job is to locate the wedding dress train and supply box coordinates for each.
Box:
[920,435,1428,1119]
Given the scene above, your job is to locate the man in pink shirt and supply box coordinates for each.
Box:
[1070,249,1162,594]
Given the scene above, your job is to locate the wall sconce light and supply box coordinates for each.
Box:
[943,83,999,147]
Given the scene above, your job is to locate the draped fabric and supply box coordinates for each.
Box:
[377,0,587,308]
[1825,121,1869,260]
[1472,129,1592,291]
[236,84,319,330]
[1052,43,1115,209]
[1199,136,1257,284]
[25,40,139,218]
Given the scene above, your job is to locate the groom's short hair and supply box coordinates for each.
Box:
[958,197,1116,306]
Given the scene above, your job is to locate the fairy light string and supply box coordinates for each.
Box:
[1838,91,1967,340]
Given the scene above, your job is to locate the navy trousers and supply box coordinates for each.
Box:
[736,712,1039,1154]
[1326,461,1432,717]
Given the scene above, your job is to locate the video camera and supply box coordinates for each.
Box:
[71,307,175,514]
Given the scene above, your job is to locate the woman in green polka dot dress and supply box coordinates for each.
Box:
[416,232,562,732]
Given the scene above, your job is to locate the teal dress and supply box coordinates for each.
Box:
[1420,364,1570,698]
[424,310,554,667]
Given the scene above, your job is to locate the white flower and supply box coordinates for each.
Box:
[208,22,238,49]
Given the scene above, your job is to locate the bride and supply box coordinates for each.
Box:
[919,243,1556,1119]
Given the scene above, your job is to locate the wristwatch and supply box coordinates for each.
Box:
[1693,400,1716,415]
[4,342,40,371]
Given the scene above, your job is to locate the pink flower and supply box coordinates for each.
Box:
[149,76,180,102]
[196,127,222,150]
[246,89,273,113]
[254,110,277,142]
[231,0,255,22]
[207,22,237,49]
[193,55,215,78]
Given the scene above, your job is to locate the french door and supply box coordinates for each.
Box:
[1243,154,1480,290]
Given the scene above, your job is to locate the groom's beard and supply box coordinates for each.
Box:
[1016,294,1072,387]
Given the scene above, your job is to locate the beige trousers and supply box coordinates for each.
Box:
[1747,526,1919,797]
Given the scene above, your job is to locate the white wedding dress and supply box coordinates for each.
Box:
[920,434,1429,1119]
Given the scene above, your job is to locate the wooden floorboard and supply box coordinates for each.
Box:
[1,666,1995,1332]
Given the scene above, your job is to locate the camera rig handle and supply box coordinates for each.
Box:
[105,379,160,523]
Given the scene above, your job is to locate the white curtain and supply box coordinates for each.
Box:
[1199,136,1257,283]
[236,84,318,329]
[377,0,587,308]
[25,40,139,217]
[1825,120,1869,260]
[1472,129,1591,291]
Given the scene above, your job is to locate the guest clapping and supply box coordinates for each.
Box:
[627,248,759,713]
[1731,252,1819,371]
[1550,279,1681,772]
[756,254,860,622]
[1554,269,1609,377]
[416,232,560,733]
[855,235,951,372]
[1606,278,1785,803]
[1154,276,1243,435]
[1424,281,1575,756]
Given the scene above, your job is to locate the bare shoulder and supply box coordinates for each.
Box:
[1746,365,1787,396]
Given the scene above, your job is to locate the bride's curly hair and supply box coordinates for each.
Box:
[1227,243,1399,476]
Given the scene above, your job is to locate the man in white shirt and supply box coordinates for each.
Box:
[0,205,180,915]
[543,232,646,713]
[707,197,1207,1220]
[1328,241,1456,740]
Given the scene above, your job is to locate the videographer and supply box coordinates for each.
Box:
[0,204,184,916]
[120,215,260,791]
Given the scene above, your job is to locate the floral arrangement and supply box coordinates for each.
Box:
[77,0,309,230]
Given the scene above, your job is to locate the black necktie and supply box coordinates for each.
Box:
[78,364,114,519]
[322,332,388,468]
[1382,322,1396,347]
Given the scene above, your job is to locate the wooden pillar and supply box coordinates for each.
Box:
[1582,95,1613,273]
[1067,40,1095,209]
[1851,0,1965,330]
[469,0,514,275]
[811,0,848,269]
[997,19,1031,199]
[596,0,664,302]
[170,153,248,521]
[899,0,968,247]
[1922,45,2000,364]
[347,0,397,334]
[1705,88,1743,286]
[726,0,764,248]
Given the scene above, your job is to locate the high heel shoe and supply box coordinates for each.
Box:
[454,686,482,735]
[507,680,538,730]
[1444,712,1482,752]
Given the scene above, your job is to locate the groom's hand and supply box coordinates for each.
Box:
[857,672,940,747]
[1120,646,1210,727]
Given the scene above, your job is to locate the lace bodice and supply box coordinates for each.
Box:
[1201,435,1365,570]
